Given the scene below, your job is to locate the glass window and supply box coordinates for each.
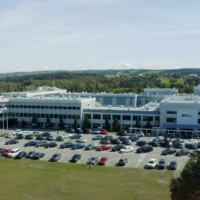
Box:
[167,111,177,114]
[166,117,176,123]
[123,115,131,120]
[133,116,141,121]
[113,115,121,120]
[93,114,101,119]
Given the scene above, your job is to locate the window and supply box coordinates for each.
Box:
[112,115,121,120]
[143,116,153,121]
[166,117,176,123]
[155,116,160,124]
[72,107,76,110]
[20,105,23,108]
[76,107,80,110]
[133,116,141,121]
[37,106,40,109]
[93,114,101,119]
[198,112,200,115]
[24,105,27,108]
[85,114,91,119]
[198,119,200,124]
[122,115,131,120]
[103,115,110,120]
[68,106,71,110]
[167,111,177,114]
[54,106,58,109]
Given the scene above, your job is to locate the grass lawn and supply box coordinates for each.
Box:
[160,77,171,85]
[0,158,173,200]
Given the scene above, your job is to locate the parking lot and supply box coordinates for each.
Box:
[0,130,197,174]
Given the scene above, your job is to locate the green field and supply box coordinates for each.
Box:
[0,158,173,200]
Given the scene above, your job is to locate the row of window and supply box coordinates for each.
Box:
[167,117,200,124]
[167,111,200,115]
[85,114,160,121]
[6,105,80,110]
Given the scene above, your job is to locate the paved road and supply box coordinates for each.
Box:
[0,130,197,175]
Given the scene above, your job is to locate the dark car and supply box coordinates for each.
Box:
[110,138,121,144]
[46,135,54,141]
[197,142,200,148]
[71,143,85,150]
[55,136,64,141]
[118,130,128,136]
[190,150,200,157]
[35,141,48,147]
[76,128,83,134]
[148,140,159,147]
[118,158,128,166]
[25,134,33,140]
[70,134,83,139]
[60,142,75,149]
[31,152,45,159]
[173,143,184,149]
[92,135,104,140]
[122,139,132,145]
[84,128,92,134]
[175,149,190,156]
[117,136,127,141]
[26,151,36,158]
[160,138,172,147]
[41,132,51,137]
[168,161,177,170]
[49,153,62,162]
[172,138,184,144]
[15,134,24,139]
[5,139,19,145]
[24,140,38,147]
[65,128,75,133]
[87,157,99,165]
[15,151,27,159]
[85,144,98,151]
[136,140,147,146]
[104,135,113,140]
[136,145,153,153]
[185,143,197,149]
[45,142,57,148]
[112,144,125,152]
[162,148,177,155]
[100,138,111,144]
[71,154,81,163]
[36,135,46,140]
[157,159,166,169]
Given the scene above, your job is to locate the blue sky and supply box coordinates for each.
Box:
[0,0,200,72]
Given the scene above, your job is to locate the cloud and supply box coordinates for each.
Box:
[122,63,131,68]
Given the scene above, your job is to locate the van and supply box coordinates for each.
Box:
[7,148,21,158]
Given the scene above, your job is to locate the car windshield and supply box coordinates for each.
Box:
[159,161,165,164]
[149,161,155,164]
[10,151,15,153]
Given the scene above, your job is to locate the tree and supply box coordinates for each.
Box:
[83,116,91,129]
[21,120,27,128]
[31,115,39,128]
[73,117,78,130]
[135,117,141,128]
[45,115,51,129]
[59,115,64,130]
[112,117,120,132]
[145,118,152,129]
[170,152,200,200]
[105,116,110,131]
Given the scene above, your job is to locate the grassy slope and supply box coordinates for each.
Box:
[0,158,173,200]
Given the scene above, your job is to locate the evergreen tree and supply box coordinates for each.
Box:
[73,117,78,130]
[83,116,91,129]
[145,118,152,129]
[135,117,141,128]
[45,115,51,129]
[105,116,110,131]
[31,115,39,128]
[21,120,26,128]
[112,117,120,131]
[59,115,64,130]
[170,152,200,200]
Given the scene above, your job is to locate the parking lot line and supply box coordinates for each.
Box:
[177,164,181,171]
[105,160,110,166]
[124,161,130,168]
[136,154,146,168]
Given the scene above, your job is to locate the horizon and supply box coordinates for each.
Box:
[1,0,200,72]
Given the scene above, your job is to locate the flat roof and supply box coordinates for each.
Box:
[160,95,200,104]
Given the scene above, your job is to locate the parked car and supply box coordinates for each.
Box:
[175,149,190,156]
[157,159,166,169]
[49,153,62,162]
[160,138,172,147]
[186,139,198,145]
[100,138,111,144]
[185,143,197,149]
[76,138,86,143]
[7,148,21,158]
[84,128,92,134]
[25,134,33,140]
[168,161,177,170]
[146,158,157,169]
[100,129,108,135]
[55,136,64,141]
[65,128,75,133]
[162,148,177,155]
[112,144,125,152]
[122,139,132,145]
[87,157,99,165]
[0,148,6,155]
[118,158,128,166]
[35,140,48,147]
[117,136,127,141]
[134,131,145,137]
[24,140,38,147]
[99,156,109,165]
[2,148,11,157]
[128,135,139,142]
[148,140,159,147]
[120,146,134,153]
[118,130,128,136]
[190,150,200,157]
[136,140,147,146]
[15,133,24,139]
[71,154,81,162]
[46,135,54,141]
[92,135,104,140]
[110,138,121,144]
[85,143,98,150]
[60,142,75,149]
[31,152,45,159]
[71,143,86,150]
[45,142,57,148]
[92,129,101,134]
[197,142,200,148]
[15,151,27,159]
[76,128,83,133]
[5,139,19,145]
[136,145,153,153]
[173,143,184,149]
[104,135,113,140]
[70,134,83,139]
[25,151,36,158]
[96,145,112,151]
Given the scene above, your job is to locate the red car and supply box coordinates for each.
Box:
[97,145,112,151]
[100,129,108,135]
[99,156,109,165]
[2,148,11,157]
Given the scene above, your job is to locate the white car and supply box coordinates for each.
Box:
[120,146,134,153]
[92,129,101,134]
[62,133,73,138]
[134,131,145,137]
[146,158,157,169]
[76,138,86,143]
[186,139,198,144]
[7,148,21,158]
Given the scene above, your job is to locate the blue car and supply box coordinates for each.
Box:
[128,135,139,142]
[24,140,39,147]
[71,143,85,150]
